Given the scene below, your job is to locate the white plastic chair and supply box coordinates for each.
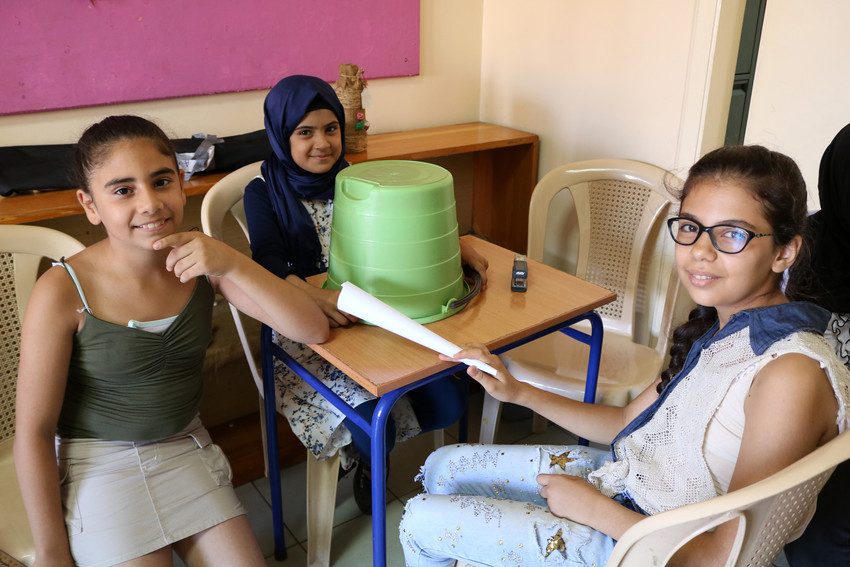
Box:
[0,225,85,567]
[480,159,681,443]
[607,430,850,566]
[200,162,339,566]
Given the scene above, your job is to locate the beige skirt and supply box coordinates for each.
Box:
[57,417,246,567]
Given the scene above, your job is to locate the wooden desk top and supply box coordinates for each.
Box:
[0,122,538,225]
[306,235,615,396]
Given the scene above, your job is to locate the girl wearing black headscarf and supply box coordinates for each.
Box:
[244,76,472,513]
[784,124,850,566]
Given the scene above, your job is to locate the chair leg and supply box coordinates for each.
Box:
[532,412,548,434]
[479,392,503,444]
[307,451,339,567]
[257,397,270,478]
[433,429,445,448]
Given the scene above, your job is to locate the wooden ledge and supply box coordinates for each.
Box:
[0,122,538,225]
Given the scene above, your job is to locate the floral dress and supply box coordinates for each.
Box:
[827,313,850,366]
[273,198,421,467]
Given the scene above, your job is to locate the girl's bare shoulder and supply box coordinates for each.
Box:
[26,246,102,324]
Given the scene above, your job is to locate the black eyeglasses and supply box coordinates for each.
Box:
[666,217,772,254]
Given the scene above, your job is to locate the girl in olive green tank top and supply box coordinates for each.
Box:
[15,116,329,567]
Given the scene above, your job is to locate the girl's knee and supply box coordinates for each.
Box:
[399,494,429,550]
[399,493,424,531]
[399,494,446,544]
[417,444,465,494]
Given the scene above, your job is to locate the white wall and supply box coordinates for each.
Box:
[0,0,483,144]
[744,1,850,210]
[478,0,743,179]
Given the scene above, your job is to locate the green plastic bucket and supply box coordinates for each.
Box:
[325,160,467,323]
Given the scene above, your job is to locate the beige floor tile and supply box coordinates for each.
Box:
[324,499,408,567]
[252,460,372,543]
[264,543,309,567]
[387,430,442,498]
[236,482,302,557]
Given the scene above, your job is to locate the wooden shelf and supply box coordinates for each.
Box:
[344,121,538,163]
[0,172,229,225]
[1,122,539,252]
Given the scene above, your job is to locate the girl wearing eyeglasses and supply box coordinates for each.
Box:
[398,145,850,567]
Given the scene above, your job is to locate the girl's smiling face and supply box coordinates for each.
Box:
[675,179,800,327]
[77,138,185,248]
[289,109,342,174]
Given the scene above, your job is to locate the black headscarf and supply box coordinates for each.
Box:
[805,123,850,312]
[260,75,348,277]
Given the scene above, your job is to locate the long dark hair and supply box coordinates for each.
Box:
[72,115,176,193]
[657,145,810,393]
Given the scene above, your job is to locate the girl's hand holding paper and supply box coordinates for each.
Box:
[336,282,498,376]
[439,345,526,404]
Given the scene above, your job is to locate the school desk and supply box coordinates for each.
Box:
[261,235,615,566]
[0,122,539,253]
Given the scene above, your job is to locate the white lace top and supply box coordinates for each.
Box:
[588,327,850,516]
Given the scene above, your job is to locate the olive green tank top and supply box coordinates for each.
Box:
[55,260,214,442]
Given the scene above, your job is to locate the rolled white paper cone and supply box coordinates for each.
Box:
[456,358,500,377]
[337,282,498,376]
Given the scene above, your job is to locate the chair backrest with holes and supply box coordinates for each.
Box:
[1,224,85,566]
[200,161,264,393]
[528,159,680,352]
[1,225,85,441]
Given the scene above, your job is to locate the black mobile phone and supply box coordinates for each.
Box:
[511,254,528,292]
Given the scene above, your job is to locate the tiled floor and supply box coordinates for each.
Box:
[194,392,579,566]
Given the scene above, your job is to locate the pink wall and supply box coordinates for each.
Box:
[1,0,419,116]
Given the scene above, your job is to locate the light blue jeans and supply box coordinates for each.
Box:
[399,444,616,566]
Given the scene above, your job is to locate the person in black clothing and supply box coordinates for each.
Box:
[784,123,850,566]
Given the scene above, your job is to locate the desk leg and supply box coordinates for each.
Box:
[266,345,465,567]
[579,312,604,446]
[370,389,406,567]
[262,326,287,561]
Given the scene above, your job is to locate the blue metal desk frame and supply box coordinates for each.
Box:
[260,310,604,566]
